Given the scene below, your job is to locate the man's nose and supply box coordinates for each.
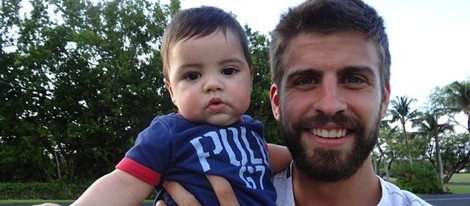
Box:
[313,83,347,116]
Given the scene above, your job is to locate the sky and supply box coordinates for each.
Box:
[163,0,470,110]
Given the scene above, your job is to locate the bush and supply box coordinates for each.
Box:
[395,164,443,194]
[0,182,90,199]
[0,181,158,200]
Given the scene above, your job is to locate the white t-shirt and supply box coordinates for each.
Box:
[274,162,432,206]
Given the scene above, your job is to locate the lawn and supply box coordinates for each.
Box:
[1,173,469,204]
[448,172,470,183]
[444,172,470,194]
[0,199,73,205]
[444,184,470,194]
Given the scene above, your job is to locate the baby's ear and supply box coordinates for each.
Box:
[250,66,254,91]
[163,78,176,105]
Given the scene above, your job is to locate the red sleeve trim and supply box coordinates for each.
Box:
[116,158,161,185]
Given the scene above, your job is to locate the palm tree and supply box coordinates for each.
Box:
[445,81,470,133]
[412,111,454,185]
[389,96,419,167]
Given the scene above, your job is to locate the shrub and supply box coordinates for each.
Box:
[0,181,157,200]
[0,182,90,199]
[395,164,443,194]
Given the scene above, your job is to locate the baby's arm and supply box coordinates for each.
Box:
[71,169,154,206]
[267,143,292,173]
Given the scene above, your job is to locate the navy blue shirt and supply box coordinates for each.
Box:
[117,113,276,205]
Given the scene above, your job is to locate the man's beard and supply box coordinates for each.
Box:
[280,112,379,182]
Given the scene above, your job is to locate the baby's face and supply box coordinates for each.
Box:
[165,30,252,126]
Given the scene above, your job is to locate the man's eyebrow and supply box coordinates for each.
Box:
[337,66,375,76]
[286,68,322,81]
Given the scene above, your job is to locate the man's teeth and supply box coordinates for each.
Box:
[312,129,347,138]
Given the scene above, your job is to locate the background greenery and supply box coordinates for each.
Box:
[1,0,469,197]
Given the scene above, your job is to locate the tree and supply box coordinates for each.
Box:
[412,111,454,185]
[430,80,470,133]
[389,96,419,167]
[440,133,470,183]
[1,0,175,181]
[0,0,280,182]
[244,26,282,144]
[375,120,400,181]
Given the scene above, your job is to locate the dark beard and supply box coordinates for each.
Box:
[280,112,379,182]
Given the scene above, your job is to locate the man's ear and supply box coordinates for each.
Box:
[164,78,176,105]
[270,84,281,121]
[380,83,391,118]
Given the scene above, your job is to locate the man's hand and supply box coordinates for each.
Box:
[157,175,238,206]
[206,175,239,206]
[161,180,201,206]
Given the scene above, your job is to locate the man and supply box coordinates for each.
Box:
[268,0,429,205]
[156,0,431,205]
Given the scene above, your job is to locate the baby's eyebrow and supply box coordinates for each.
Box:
[218,57,246,66]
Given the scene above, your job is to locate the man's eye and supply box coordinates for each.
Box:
[345,75,364,84]
[296,78,314,85]
[184,72,201,80]
[221,68,237,76]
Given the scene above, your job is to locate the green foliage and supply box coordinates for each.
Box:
[395,164,443,194]
[1,0,467,186]
[388,96,419,167]
[245,26,282,144]
[440,133,470,183]
[0,182,157,200]
[429,80,470,133]
[1,0,174,181]
[0,182,89,199]
[0,0,283,183]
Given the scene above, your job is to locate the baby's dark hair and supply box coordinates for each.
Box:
[161,6,252,79]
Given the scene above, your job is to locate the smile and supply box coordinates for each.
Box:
[312,128,349,139]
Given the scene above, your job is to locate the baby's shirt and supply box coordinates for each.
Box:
[117,113,276,205]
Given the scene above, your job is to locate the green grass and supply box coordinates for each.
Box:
[448,173,470,183]
[444,173,470,194]
[0,199,73,204]
[444,184,470,194]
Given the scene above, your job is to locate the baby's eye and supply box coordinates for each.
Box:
[184,72,201,81]
[221,67,238,76]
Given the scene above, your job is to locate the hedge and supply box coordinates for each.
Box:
[0,182,90,200]
[0,182,158,200]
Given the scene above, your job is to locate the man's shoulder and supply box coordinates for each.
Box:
[273,162,295,206]
[378,177,432,206]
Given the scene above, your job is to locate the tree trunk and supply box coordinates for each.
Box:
[402,119,413,167]
[53,149,61,179]
[467,115,470,133]
[384,159,390,181]
[435,135,444,185]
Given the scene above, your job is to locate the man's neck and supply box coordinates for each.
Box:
[292,156,382,206]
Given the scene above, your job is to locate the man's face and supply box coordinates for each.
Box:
[270,31,390,181]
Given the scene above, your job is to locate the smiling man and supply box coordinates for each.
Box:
[269,0,430,205]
